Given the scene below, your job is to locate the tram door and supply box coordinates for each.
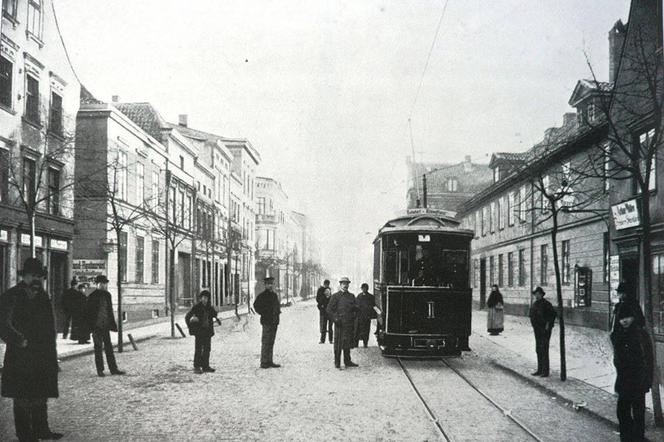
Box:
[479,258,487,309]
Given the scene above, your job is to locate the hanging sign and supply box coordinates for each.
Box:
[611,199,640,230]
[72,259,106,283]
[610,255,620,303]
[20,233,43,248]
[49,239,68,251]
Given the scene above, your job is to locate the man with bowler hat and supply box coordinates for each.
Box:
[253,276,281,368]
[529,286,556,377]
[316,279,333,344]
[327,277,359,369]
[185,290,218,373]
[0,257,63,441]
[86,275,125,377]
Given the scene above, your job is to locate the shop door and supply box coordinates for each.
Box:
[479,258,487,309]
[49,252,68,332]
[620,256,639,300]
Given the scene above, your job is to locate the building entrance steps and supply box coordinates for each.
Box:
[472,309,664,440]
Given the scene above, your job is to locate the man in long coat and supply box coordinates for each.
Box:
[611,283,653,442]
[61,277,78,339]
[355,283,376,348]
[327,277,358,369]
[529,286,556,377]
[86,275,125,377]
[0,258,63,441]
[253,276,281,368]
[185,290,218,373]
[316,279,333,344]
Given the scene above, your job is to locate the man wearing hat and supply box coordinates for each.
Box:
[86,275,126,377]
[0,257,63,440]
[316,279,333,344]
[185,290,219,373]
[61,277,78,340]
[253,276,281,368]
[327,277,359,369]
[528,286,557,377]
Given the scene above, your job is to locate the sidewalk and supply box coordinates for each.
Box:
[472,309,664,440]
[0,305,250,365]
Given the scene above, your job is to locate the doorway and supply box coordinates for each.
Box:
[479,258,487,309]
[177,252,191,307]
[620,255,639,300]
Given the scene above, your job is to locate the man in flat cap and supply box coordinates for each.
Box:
[0,257,63,440]
[86,275,125,377]
[253,276,281,368]
[327,277,359,369]
[529,286,557,377]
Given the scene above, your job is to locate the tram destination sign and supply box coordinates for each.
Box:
[611,199,640,230]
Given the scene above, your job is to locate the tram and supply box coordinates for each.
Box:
[373,209,473,357]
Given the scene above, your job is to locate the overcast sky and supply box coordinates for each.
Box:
[55,0,630,275]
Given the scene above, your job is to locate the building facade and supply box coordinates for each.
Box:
[1,0,80,330]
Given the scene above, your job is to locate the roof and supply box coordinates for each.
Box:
[376,213,473,240]
[80,85,104,105]
[489,152,528,168]
[568,79,613,107]
[113,103,169,141]
[169,124,261,165]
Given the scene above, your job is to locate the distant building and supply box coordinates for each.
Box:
[0,0,81,330]
[406,155,491,213]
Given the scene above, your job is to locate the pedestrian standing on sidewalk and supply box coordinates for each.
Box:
[70,283,90,344]
[355,283,376,348]
[0,258,63,441]
[611,282,653,442]
[86,275,126,377]
[253,276,281,369]
[185,290,218,374]
[486,284,504,336]
[327,277,359,369]
[528,286,556,377]
[316,280,333,344]
[61,277,78,340]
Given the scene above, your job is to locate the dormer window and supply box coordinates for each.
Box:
[446,177,458,192]
[493,168,500,183]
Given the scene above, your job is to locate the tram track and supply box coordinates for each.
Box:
[397,356,544,442]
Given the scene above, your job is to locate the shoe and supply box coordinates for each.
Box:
[531,371,542,376]
[539,372,550,378]
[319,341,325,344]
[194,367,203,374]
[110,370,126,375]
[345,361,358,368]
[363,343,368,348]
[202,367,216,372]
[269,363,281,368]
[335,365,341,369]
[97,371,105,377]
[260,364,271,369]
[37,431,64,440]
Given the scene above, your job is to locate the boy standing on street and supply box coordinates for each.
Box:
[185,290,218,373]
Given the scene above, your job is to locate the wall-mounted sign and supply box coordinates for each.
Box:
[72,259,106,283]
[610,255,620,304]
[20,233,43,248]
[0,229,8,242]
[611,199,640,230]
[49,239,68,251]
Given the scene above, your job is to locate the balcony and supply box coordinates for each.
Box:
[257,213,278,224]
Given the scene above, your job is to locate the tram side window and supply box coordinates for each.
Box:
[440,250,469,289]
[384,250,398,285]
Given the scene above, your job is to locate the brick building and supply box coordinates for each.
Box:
[0,0,80,330]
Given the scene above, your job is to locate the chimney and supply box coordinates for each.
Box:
[562,112,576,126]
[609,20,627,83]
[463,155,472,172]
[111,95,120,103]
[178,114,188,127]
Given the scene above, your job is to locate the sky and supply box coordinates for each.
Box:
[54,0,631,276]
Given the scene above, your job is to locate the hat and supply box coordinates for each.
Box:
[532,286,545,296]
[19,258,47,277]
[264,276,275,283]
[70,277,78,286]
[199,290,211,299]
[339,277,351,283]
[95,274,109,283]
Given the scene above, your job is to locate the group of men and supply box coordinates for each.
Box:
[0,258,125,441]
[316,277,377,369]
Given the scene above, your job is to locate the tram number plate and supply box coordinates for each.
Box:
[418,234,431,242]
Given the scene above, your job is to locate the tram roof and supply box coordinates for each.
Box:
[375,212,474,240]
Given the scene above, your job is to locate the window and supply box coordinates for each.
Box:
[604,145,611,192]
[135,236,144,283]
[518,249,526,286]
[0,149,9,202]
[179,190,185,226]
[151,239,159,284]
[498,254,504,287]
[257,196,265,214]
[490,202,496,233]
[519,186,527,223]
[481,206,487,236]
[507,252,514,287]
[446,177,458,192]
[120,231,128,282]
[46,168,59,215]
[136,162,144,204]
[186,196,192,230]
[27,0,42,39]
[561,240,570,284]
[169,186,176,223]
[636,129,656,193]
[540,175,550,213]
[49,92,62,135]
[25,75,39,123]
[489,256,495,285]
[508,192,515,226]
[115,150,127,200]
[603,232,610,284]
[0,55,12,108]
[498,197,504,230]
[651,254,664,335]
[493,168,500,183]
[540,244,548,285]
[179,155,184,170]
[2,0,18,19]
[22,157,36,203]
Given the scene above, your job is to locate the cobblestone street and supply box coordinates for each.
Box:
[0,301,637,441]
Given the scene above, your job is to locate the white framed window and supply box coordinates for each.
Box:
[490,201,495,233]
[498,196,505,230]
[27,0,43,39]
[136,162,144,204]
[508,191,515,226]
[116,150,128,201]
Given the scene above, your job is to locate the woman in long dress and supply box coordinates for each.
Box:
[486,284,504,335]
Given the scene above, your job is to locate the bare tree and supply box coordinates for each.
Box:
[580,11,664,423]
